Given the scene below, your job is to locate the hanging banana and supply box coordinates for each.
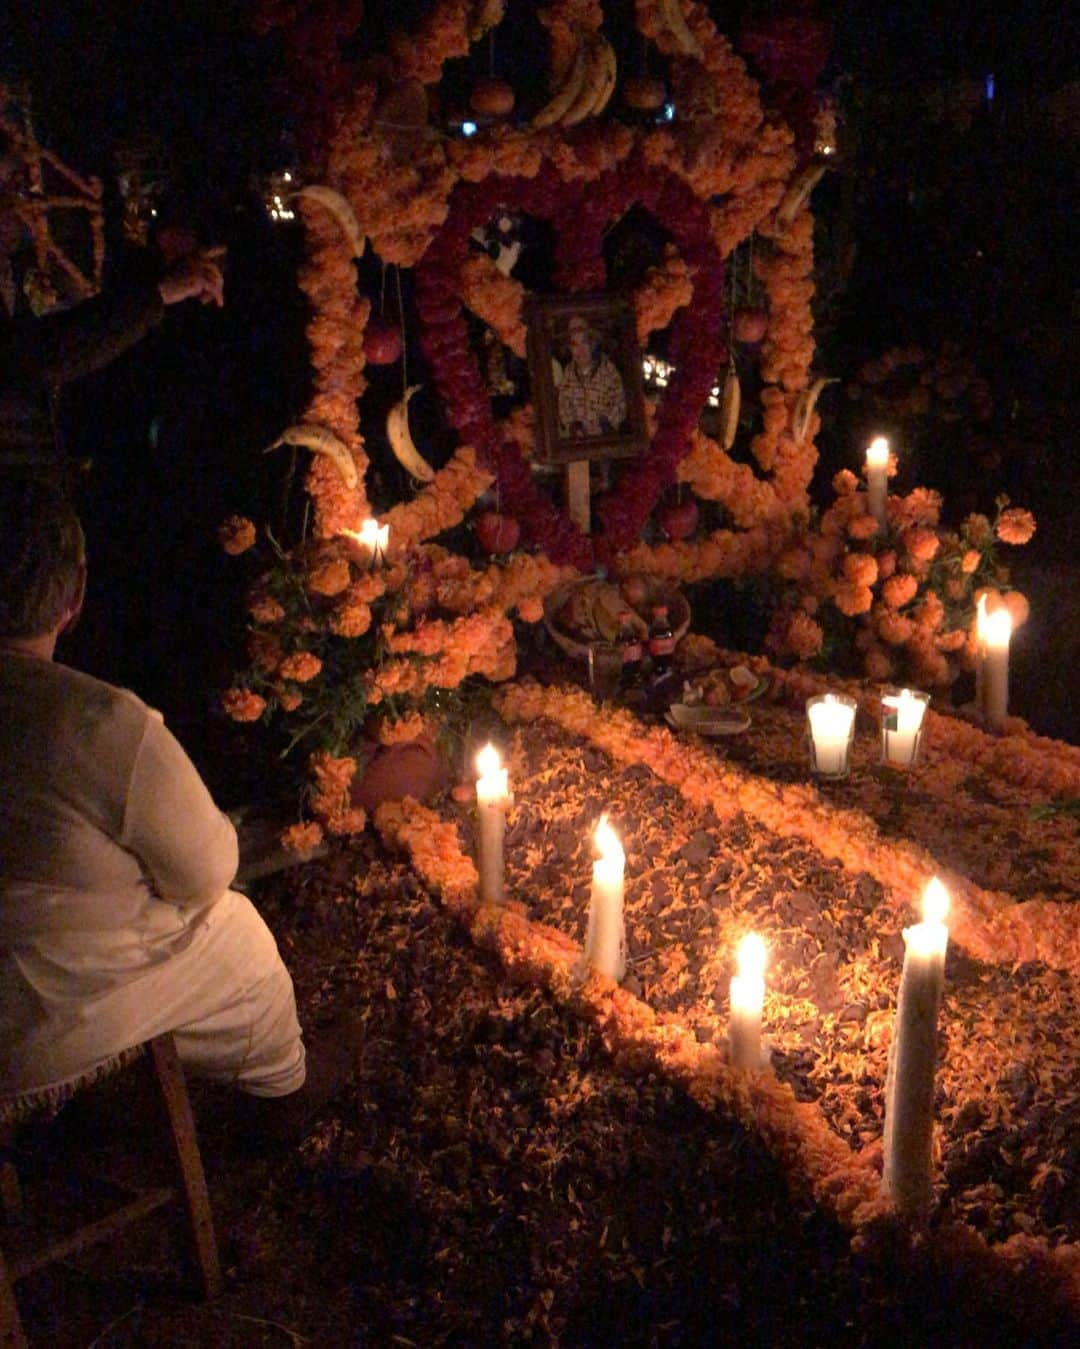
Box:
[386,385,436,483]
[290,185,366,258]
[720,366,741,450]
[268,423,359,489]
[792,376,838,446]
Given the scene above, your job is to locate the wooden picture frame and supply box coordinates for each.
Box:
[526,294,648,464]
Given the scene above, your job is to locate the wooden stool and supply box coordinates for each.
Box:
[0,1033,222,1347]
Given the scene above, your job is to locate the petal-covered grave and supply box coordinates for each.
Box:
[222,0,1078,1320]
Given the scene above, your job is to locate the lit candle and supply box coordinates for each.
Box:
[729,932,768,1071]
[585,814,626,981]
[982,607,1011,731]
[865,436,890,526]
[880,688,929,767]
[374,522,390,567]
[807,693,857,778]
[475,743,510,905]
[883,877,950,1220]
[974,593,988,716]
[342,517,381,567]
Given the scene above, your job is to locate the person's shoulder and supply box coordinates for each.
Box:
[46,660,159,728]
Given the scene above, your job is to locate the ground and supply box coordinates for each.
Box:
[8,687,1079,1346]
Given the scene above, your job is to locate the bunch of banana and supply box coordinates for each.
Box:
[268,423,359,489]
[776,162,827,230]
[791,376,838,446]
[557,579,650,643]
[386,385,436,483]
[532,31,617,129]
[289,185,366,259]
[655,0,704,58]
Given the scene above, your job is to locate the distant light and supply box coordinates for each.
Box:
[461,120,478,137]
[282,170,292,182]
[660,102,675,123]
[984,72,995,103]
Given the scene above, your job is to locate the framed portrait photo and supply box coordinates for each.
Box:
[526,294,648,464]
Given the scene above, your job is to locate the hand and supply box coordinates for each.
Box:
[158,245,226,308]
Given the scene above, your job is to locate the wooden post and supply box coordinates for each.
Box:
[565,459,590,535]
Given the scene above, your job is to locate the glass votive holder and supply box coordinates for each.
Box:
[588,641,623,703]
[806,692,858,780]
[880,687,930,767]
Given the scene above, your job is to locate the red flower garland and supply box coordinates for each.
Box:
[414,153,726,568]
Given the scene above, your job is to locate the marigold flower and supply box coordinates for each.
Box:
[902,527,940,563]
[516,595,544,623]
[280,821,323,855]
[862,644,894,680]
[331,602,372,638]
[249,594,286,625]
[876,550,897,580]
[278,651,323,683]
[935,629,967,652]
[786,610,823,660]
[961,513,993,546]
[221,688,266,722]
[847,514,879,541]
[961,548,981,574]
[842,552,878,587]
[277,688,303,712]
[913,591,945,632]
[219,514,256,556]
[876,610,914,646]
[776,547,811,581]
[833,581,873,616]
[307,559,351,597]
[832,469,859,496]
[995,507,1036,546]
[324,807,367,836]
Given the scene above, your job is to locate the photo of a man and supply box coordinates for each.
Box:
[556,313,627,439]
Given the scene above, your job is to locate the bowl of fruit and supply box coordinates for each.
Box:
[664,664,768,735]
[543,575,690,661]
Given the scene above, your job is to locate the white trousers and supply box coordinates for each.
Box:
[2,892,305,1100]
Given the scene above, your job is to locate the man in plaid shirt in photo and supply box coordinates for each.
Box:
[556,314,627,439]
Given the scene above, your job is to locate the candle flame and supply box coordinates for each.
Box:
[593,813,623,862]
[922,876,950,926]
[475,743,501,778]
[866,436,890,467]
[736,932,767,978]
[984,607,1012,646]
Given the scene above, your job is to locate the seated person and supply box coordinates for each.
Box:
[0,476,344,1139]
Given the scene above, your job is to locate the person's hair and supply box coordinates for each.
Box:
[0,476,85,638]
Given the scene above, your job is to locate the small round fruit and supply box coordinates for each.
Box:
[471,78,515,118]
[364,320,403,365]
[620,575,650,609]
[623,76,666,111]
[475,511,520,554]
[658,498,699,541]
[733,307,769,344]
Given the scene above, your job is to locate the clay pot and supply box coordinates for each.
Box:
[350,733,448,812]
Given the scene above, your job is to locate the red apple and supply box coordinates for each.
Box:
[364,320,403,365]
[733,307,769,344]
[475,511,520,554]
[658,497,699,541]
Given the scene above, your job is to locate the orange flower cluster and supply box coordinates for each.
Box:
[996,505,1036,546]
[635,244,694,344]
[278,650,323,683]
[221,687,266,723]
[381,448,493,552]
[218,515,256,556]
[279,820,324,855]
[392,0,504,85]
[460,254,527,357]
[371,711,435,746]
[307,750,366,836]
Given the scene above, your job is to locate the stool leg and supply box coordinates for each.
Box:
[0,1247,27,1348]
[145,1036,223,1299]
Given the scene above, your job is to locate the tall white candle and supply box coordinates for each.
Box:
[865,436,890,526]
[475,743,509,905]
[881,688,929,767]
[974,593,988,716]
[585,814,626,981]
[883,877,950,1220]
[807,693,857,778]
[982,607,1011,731]
[729,933,768,1071]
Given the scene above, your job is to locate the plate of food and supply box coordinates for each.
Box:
[687,664,770,708]
[665,703,751,736]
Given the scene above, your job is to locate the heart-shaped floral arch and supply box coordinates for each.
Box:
[415,152,726,569]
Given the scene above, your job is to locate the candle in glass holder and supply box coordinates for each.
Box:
[880,688,930,767]
[884,877,950,1220]
[982,607,1011,730]
[475,743,509,905]
[865,436,890,525]
[807,693,858,778]
[585,814,626,980]
[729,932,768,1071]
[974,593,988,716]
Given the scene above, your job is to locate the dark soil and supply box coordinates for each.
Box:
[8,800,1078,1346]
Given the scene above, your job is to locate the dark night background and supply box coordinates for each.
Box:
[1,0,1076,780]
